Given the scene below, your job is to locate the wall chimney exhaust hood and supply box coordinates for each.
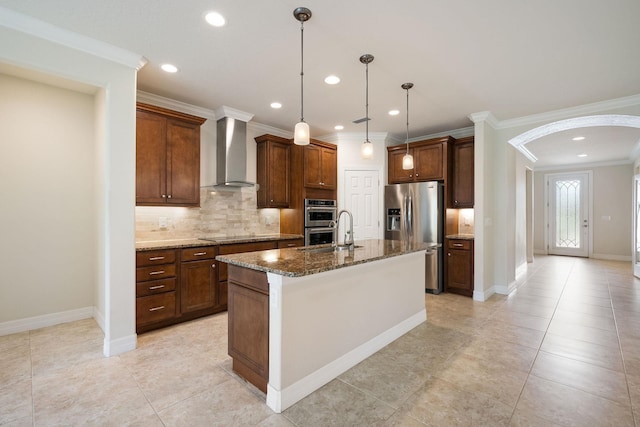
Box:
[213,106,255,187]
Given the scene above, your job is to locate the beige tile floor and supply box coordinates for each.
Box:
[1,255,639,426]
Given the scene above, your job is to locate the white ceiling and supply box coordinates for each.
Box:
[2,0,640,167]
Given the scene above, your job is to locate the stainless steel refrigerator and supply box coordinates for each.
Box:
[384,181,443,294]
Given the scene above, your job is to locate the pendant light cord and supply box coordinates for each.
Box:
[365,61,369,142]
[300,20,304,123]
[405,87,410,154]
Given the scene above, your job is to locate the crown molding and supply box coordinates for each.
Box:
[214,105,254,122]
[497,94,640,130]
[248,122,292,139]
[534,158,633,172]
[136,91,216,119]
[469,111,500,128]
[0,6,146,70]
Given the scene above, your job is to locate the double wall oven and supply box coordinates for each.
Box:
[304,199,337,246]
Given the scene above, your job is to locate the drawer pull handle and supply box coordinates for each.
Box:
[453,243,464,247]
[149,306,165,312]
[149,285,165,290]
[287,243,296,247]
[193,252,207,256]
[149,270,165,276]
[149,256,165,261]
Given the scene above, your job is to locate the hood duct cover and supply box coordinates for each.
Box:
[216,116,254,187]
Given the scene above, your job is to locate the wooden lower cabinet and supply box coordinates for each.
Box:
[227,265,269,392]
[136,249,180,332]
[445,238,474,297]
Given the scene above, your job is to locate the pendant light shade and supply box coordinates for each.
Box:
[293,7,311,145]
[401,82,414,170]
[360,54,374,159]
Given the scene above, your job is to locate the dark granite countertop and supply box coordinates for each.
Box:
[135,234,303,251]
[445,234,475,240]
[216,239,435,277]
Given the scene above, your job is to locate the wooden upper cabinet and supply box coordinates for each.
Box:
[387,136,451,184]
[255,134,290,208]
[303,141,337,190]
[136,103,206,207]
[451,136,474,208]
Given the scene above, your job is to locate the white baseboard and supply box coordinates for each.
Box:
[591,253,632,262]
[0,306,94,336]
[103,334,137,357]
[495,280,518,295]
[266,309,426,413]
[473,286,495,301]
[93,307,106,333]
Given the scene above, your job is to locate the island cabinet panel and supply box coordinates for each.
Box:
[450,136,474,208]
[217,241,278,310]
[255,134,291,208]
[136,103,206,207]
[227,265,269,393]
[445,238,474,297]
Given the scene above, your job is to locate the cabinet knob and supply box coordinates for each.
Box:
[448,253,451,256]
[161,194,167,198]
[167,195,172,199]
[211,264,216,269]
[416,173,419,177]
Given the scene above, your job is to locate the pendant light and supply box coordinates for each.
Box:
[293,7,311,145]
[401,83,414,169]
[360,54,374,159]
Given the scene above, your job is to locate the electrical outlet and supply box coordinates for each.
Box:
[159,216,168,228]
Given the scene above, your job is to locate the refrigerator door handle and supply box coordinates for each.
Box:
[405,194,413,238]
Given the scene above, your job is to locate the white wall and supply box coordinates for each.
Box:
[0,73,96,323]
[0,11,142,355]
[533,163,633,260]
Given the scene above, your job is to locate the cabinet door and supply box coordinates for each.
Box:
[320,147,337,190]
[452,141,474,208]
[180,259,217,313]
[166,119,200,206]
[388,149,415,183]
[303,144,323,188]
[136,111,167,204]
[267,141,290,207]
[446,245,473,297]
[414,143,443,181]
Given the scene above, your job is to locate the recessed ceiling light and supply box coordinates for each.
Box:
[388,110,400,116]
[205,11,226,27]
[578,153,588,157]
[324,75,340,85]
[161,64,178,73]
[334,125,344,130]
[270,102,282,109]
[572,136,585,141]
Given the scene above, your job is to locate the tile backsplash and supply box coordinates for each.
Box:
[135,187,280,241]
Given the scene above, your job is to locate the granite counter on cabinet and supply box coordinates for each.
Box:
[135,233,303,251]
[445,234,474,240]
[215,239,434,277]
[217,238,428,413]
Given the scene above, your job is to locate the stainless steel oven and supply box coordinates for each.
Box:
[304,199,337,227]
[305,227,336,246]
[304,199,337,245]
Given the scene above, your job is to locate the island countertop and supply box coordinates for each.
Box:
[215,239,435,277]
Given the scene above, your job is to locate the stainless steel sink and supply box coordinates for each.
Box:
[298,245,362,254]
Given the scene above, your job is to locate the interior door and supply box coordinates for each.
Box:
[634,175,640,278]
[547,172,591,257]
[344,170,380,240]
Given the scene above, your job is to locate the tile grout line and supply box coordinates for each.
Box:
[507,256,575,426]
[607,265,639,427]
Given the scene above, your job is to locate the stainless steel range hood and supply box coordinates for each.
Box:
[214,107,255,187]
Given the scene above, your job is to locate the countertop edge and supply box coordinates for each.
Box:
[136,234,304,251]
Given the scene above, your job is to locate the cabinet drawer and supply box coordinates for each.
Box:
[448,240,472,250]
[136,278,176,297]
[136,264,176,282]
[136,292,176,325]
[136,249,176,267]
[278,239,304,249]
[181,246,217,261]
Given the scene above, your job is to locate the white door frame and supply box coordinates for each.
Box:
[633,174,640,278]
[544,170,593,257]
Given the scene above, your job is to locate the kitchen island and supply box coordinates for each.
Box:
[216,239,431,413]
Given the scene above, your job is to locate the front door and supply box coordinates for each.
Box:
[547,172,591,257]
[343,170,380,240]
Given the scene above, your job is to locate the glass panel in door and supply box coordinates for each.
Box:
[548,172,590,257]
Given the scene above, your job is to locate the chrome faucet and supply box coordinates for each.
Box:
[335,209,354,249]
